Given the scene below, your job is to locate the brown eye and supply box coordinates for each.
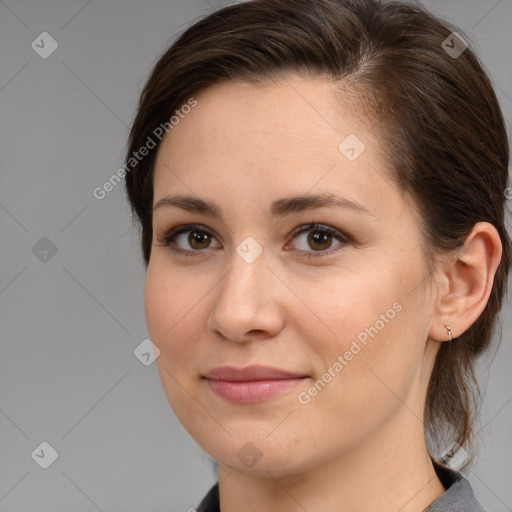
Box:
[289,223,349,257]
[307,230,333,251]
[188,230,212,249]
[158,224,221,255]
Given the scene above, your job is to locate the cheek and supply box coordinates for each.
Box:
[294,316,420,452]
[295,263,427,424]
[144,261,207,427]
[144,261,201,366]
[291,264,401,355]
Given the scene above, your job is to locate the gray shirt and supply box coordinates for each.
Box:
[196,461,486,511]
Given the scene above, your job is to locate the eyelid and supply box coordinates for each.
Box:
[288,222,348,241]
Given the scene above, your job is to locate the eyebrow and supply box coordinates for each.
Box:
[153,193,377,219]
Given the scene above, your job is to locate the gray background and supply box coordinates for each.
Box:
[0,0,511,510]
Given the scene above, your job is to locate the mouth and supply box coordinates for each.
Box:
[202,365,310,403]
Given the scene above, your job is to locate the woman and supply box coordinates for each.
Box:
[123,0,510,510]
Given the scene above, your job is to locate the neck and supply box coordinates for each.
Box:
[217,412,445,512]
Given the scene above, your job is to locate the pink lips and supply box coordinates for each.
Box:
[203,365,308,403]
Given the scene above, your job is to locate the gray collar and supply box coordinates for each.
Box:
[424,461,486,511]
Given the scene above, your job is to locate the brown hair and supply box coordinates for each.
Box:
[124,0,510,469]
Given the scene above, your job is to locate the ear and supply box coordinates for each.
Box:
[429,222,502,342]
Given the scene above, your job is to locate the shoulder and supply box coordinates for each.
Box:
[196,482,220,512]
[424,461,487,512]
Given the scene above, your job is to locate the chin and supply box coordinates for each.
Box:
[218,454,305,478]
[196,433,322,479]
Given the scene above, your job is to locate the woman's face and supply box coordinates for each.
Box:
[145,76,441,477]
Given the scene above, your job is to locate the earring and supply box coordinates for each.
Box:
[443,324,453,342]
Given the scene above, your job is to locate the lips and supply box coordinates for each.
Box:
[204,365,307,381]
[203,365,309,403]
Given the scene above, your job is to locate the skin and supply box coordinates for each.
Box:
[144,75,502,512]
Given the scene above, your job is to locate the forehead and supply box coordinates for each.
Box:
[171,77,356,144]
[153,76,379,186]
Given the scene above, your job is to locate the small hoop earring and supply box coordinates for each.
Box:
[444,324,453,342]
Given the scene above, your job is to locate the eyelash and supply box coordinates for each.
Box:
[155,223,350,259]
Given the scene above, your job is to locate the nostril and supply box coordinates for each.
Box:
[246,329,266,337]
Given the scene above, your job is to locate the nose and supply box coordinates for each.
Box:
[207,248,285,343]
